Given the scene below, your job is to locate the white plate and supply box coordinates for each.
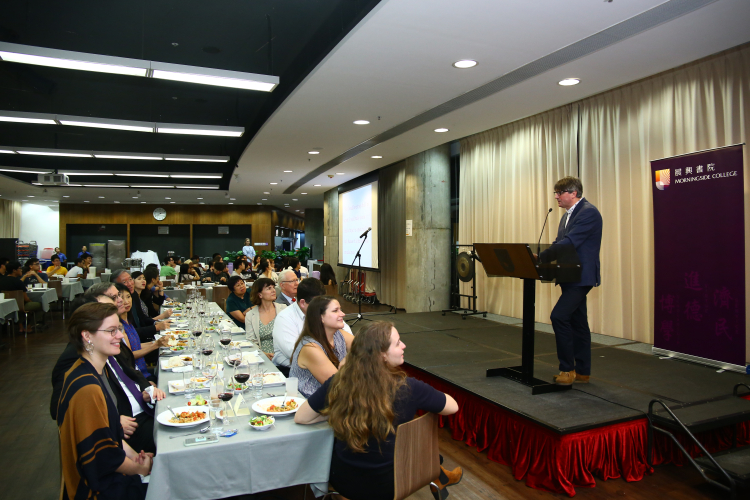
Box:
[159,355,194,371]
[263,372,285,387]
[168,380,210,394]
[156,406,209,427]
[224,352,262,367]
[252,396,305,416]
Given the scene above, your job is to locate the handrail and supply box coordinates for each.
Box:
[647,399,736,499]
[732,383,750,397]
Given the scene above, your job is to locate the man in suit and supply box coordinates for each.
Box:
[540,176,602,385]
[276,269,298,306]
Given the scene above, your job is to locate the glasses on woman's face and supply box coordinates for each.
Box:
[96,326,125,337]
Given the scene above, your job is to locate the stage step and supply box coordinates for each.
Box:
[652,397,750,434]
[696,446,750,484]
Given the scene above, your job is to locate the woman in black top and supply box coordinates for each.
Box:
[295,321,458,500]
[319,263,337,286]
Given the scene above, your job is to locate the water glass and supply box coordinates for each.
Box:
[251,368,264,400]
[286,377,298,397]
[182,369,195,399]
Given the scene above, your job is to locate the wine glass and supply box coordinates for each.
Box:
[219,331,232,351]
[234,362,250,395]
[201,336,215,364]
[227,345,242,369]
[218,375,234,424]
[210,376,224,433]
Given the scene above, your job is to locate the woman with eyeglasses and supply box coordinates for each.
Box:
[114,283,168,380]
[245,278,286,359]
[225,275,253,328]
[57,302,151,500]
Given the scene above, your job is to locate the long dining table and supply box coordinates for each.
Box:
[146,301,333,500]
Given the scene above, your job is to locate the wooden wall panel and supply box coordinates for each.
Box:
[59,204,303,255]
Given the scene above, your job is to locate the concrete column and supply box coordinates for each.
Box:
[404,144,451,312]
[303,208,324,261]
[323,188,344,282]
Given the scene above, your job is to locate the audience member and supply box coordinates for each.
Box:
[22,257,49,285]
[202,261,229,284]
[67,256,86,278]
[76,245,88,258]
[181,260,201,282]
[319,263,337,286]
[245,278,286,359]
[46,254,68,276]
[242,238,256,261]
[160,256,177,277]
[54,247,67,263]
[290,295,354,398]
[139,269,170,319]
[57,302,152,500]
[112,269,169,341]
[285,257,302,279]
[0,261,42,332]
[212,253,222,263]
[0,256,8,275]
[252,254,262,271]
[273,278,352,372]
[257,258,278,283]
[190,255,204,274]
[225,275,252,327]
[295,321,460,500]
[276,269,298,306]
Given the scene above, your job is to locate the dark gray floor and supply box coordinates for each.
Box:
[399,312,750,435]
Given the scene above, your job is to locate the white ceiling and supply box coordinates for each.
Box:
[234,0,750,211]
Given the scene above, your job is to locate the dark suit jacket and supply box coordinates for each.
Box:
[543,198,602,287]
[50,342,149,420]
[130,292,157,341]
[140,289,165,318]
[275,294,292,306]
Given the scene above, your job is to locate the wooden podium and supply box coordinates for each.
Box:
[474,243,581,395]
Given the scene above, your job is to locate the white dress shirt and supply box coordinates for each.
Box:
[272,302,352,367]
[565,197,584,227]
[106,359,142,417]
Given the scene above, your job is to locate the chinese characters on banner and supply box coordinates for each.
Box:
[651,145,745,366]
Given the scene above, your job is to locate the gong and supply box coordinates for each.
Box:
[456,252,475,282]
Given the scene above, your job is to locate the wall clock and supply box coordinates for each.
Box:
[153,207,167,221]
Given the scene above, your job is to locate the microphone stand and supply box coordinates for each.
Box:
[348,233,370,326]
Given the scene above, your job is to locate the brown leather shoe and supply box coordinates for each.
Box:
[553,370,576,385]
[574,372,590,383]
[436,465,463,489]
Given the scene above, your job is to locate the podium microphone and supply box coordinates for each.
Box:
[537,208,553,257]
[359,227,372,238]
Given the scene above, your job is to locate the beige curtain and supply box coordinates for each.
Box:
[0,199,21,238]
[579,44,750,344]
[378,161,407,309]
[459,44,750,349]
[459,106,578,321]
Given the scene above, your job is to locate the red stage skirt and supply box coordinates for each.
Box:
[404,366,750,497]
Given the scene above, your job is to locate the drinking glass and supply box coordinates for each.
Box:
[227,345,242,368]
[234,362,250,394]
[286,377,299,397]
[203,361,218,381]
[182,369,195,400]
[218,376,234,424]
[201,336,215,364]
[219,331,232,351]
[210,376,224,433]
[251,366,264,400]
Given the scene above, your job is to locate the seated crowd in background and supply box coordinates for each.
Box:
[0,260,42,332]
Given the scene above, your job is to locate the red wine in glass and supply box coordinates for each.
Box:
[218,392,234,402]
[202,349,213,356]
[234,373,250,383]
[220,338,231,346]
[193,330,202,338]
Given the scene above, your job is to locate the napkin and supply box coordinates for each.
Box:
[234,395,250,416]
[172,366,193,373]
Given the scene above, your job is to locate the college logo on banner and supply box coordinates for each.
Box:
[655,169,670,190]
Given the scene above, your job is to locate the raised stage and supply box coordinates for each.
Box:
[377,311,750,496]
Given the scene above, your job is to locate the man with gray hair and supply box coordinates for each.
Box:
[113,269,169,338]
[276,269,298,306]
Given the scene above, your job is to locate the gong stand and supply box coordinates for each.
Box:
[442,243,487,320]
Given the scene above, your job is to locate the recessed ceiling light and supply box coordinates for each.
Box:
[228,202,234,205]
[230,198,236,201]
[98,196,105,198]
[270,182,278,185]
[452,60,477,69]
[114,201,120,204]
[199,202,205,204]
[263,191,270,194]
[308,151,319,155]
[434,128,449,133]
[197,197,203,200]
[165,197,171,200]
[283,170,293,173]
[83,200,89,203]
[301,193,307,195]
[132,196,139,199]
[296,210,300,212]
[63,195,70,198]
[170,201,175,204]
[27,195,35,197]
[371,155,382,159]
[558,78,580,86]
[140,201,147,204]
[336,173,345,175]
[314,184,321,187]
[292,198,298,201]
[257,203,262,205]
[353,120,369,125]
[262,198,267,200]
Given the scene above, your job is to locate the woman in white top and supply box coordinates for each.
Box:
[245,277,287,360]
[257,258,278,283]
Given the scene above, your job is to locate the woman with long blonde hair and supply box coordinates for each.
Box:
[295,321,458,500]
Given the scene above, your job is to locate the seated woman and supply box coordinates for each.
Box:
[138,269,170,319]
[295,321,458,500]
[285,257,302,279]
[245,278,287,359]
[257,258,278,283]
[57,302,152,500]
[252,254,262,271]
[114,283,167,380]
[319,263,337,286]
[290,296,354,398]
[225,275,253,328]
[46,254,68,277]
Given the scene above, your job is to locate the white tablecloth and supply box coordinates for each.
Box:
[146,302,333,500]
[0,298,19,324]
[101,273,112,282]
[81,277,102,288]
[26,288,58,312]
[164,287,214,303]
[62,282,85,300]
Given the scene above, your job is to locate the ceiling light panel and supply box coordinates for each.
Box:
[150,61,279,92]
[0,42,149,77]
[156,123,244,137]
[57,115,154,132]
[115,173,170,177]
[0,110,56,125]
[16,147,92,158]
[170,174,223,179]
[175,185,220,189]
[0,167,51,174]
[93,151,163,160]
[164,154,229,162]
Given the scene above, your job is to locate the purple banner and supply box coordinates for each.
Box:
[651,145,745,366]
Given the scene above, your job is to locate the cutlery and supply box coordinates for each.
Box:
[167,405,178,418]
[169,426,210,439]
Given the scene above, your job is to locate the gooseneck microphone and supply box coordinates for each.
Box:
[537,208,553,258]
[359,227,372,238]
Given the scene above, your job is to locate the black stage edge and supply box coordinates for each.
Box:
[391,312,750,436]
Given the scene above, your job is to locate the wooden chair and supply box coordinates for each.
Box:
[213,286,230,307]
[393,412,442,500]
[3,290,39,337]
[47,279,68,318]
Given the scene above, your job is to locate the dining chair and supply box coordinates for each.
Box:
[47,279,68,318]
[213,286,230,307]
[3,290,39,337]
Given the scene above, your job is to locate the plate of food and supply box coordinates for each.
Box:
[168,380,210,394]
[156,406,209,427]
[249,415,275,431]
[160,355,193,371]
[263,372,285,387]
[227,381,249,392]
[186,394,209,406]
[252,396,304,416]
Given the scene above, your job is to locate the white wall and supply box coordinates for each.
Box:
[19,203,60,257]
